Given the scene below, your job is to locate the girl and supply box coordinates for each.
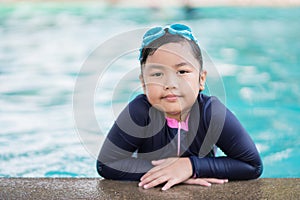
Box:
[97,23,263,191]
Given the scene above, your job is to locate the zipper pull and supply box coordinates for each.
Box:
[177,121,181,156]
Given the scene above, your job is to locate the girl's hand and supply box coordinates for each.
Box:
[138,157,193,191]
[184,178,228,187]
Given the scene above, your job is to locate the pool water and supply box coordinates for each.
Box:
[0,3,299,178]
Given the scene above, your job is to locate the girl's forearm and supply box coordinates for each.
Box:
[189,156,263,180]
[97,158,152,181]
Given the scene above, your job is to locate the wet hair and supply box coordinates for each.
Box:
[140,32,203,70]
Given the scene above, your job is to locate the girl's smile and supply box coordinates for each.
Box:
[162,94,181,102]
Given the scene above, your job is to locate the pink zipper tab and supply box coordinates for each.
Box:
[165,115,189,131]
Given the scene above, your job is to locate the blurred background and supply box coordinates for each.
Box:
[0,0,299,178]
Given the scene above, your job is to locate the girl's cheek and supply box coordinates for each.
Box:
[144,85,154,95]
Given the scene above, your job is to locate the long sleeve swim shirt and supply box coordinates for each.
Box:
[97,93,263,181]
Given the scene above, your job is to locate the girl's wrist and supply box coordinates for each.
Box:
[181,157,193,178]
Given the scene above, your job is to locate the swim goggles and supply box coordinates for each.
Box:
[139,23,199,61]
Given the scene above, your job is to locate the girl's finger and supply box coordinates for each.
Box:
[184,178,211,187]
[162,179,177,191]
[140,170,164,186]
[143,175,169,189]
[203,178,228,184]
[151,159,166,166]
[140,164,164,181]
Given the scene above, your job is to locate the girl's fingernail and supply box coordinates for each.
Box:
[144,185,148,189]
[138,182,142,187]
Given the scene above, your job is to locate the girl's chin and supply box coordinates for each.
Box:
[152,105,183,117]
[165,111,182,119]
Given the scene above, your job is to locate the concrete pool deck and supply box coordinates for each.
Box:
[0,178,299,199]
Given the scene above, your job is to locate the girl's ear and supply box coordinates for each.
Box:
[139,74,146,94]
[199,70,207,91]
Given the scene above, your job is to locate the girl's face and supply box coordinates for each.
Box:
[140,42,206,121]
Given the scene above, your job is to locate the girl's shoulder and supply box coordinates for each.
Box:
[198,93,223,107]
[129,94,151,110]
[127,94,153,126]
[198,93,226,117]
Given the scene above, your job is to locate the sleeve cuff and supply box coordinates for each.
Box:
[188,156,197,178]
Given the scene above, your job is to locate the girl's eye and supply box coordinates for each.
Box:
[151,72,163,77]
[178,70,189,75]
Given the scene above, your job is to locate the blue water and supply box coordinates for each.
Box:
[0,3,299,178]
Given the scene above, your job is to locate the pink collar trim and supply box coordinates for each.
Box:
[166,115,189,131]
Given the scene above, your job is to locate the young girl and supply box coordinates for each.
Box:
[97,23,263,191]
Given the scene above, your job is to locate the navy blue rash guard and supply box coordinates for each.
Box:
[97,93,263,181]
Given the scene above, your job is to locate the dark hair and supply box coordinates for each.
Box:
[140,32,203,69]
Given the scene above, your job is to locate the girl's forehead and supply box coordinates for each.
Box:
[156,42,191,54]
[145,42,200,69]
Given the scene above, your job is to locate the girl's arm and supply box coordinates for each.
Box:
[97,122,152,181]
[189,97,263,180]
[96,94,154,181]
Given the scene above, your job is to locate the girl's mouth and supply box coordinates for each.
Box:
[162,94,179,102]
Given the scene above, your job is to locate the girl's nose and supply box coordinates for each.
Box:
[163,73,178,90]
